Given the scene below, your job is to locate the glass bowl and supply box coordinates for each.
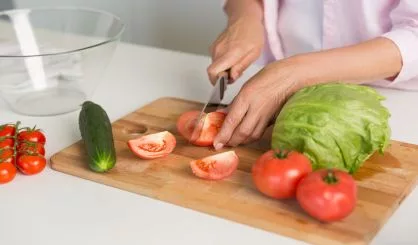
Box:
[0,7,125,116]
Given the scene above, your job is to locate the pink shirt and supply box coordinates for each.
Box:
[225,0,418,91]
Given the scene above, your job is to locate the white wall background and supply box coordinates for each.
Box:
[13,0,227,56]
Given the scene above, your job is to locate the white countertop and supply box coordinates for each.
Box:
[1,42,418,245]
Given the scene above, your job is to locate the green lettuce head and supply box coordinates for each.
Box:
[271,83,391,174]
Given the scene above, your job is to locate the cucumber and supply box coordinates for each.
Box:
[79,101,116,172]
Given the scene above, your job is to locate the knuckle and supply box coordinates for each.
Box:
[238,127,251,138]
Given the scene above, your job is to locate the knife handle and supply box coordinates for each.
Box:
[218,68,231,81]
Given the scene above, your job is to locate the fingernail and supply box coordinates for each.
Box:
[214,143,224,150]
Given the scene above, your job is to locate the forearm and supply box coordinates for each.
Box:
[224,0,263,24]
[291,37,403,86]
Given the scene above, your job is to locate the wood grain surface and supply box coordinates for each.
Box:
[50,97,418,245]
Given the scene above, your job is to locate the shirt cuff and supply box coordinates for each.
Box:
[382,28,418,85]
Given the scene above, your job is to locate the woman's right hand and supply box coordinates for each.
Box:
[207,14,265,84]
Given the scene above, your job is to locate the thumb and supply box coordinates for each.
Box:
[213,98,248,150]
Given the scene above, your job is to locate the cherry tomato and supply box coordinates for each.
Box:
[190,151,239,180]
[16,154,46,175]
[18,130,46,145]
[0,125,16,138]
[128,131,176,160]
[252,150,312,199]
[17,142,45,156]
[177,110,225,146]
[0,138,14,149]
[296,169,357,222]
[0,149,14,163]
[0,162,17,184]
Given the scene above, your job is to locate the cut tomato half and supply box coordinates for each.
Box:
[176,110,226,147]
[128,131,176,160]
[190,151,239,180]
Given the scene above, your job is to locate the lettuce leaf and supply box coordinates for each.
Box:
[271,83,391,174]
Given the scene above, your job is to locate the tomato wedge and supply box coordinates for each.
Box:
[128,131,176,160]
[190,151,239,180]
[177,110,225,146]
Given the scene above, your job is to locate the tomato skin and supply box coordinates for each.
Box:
[128,131,176,160]
[0,162,17,184]
[18,130,46,145]
[16,154,46,175]
[0,138,14,149]
[190,151,239,180]
[0,149,14,163]
[17,142,45,156]
[296,169,357,222]
[176,111,225,147]
[252,150,312,199]
[0,125,16,138]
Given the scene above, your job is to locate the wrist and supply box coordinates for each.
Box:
[225,0,263,25]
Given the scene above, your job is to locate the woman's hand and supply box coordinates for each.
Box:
[212,36,403,150]
[213,58,305,150]
[207,15,264,84]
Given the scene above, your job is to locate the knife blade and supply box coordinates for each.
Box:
[189,69,230,143]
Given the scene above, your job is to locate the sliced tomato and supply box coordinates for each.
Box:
[0,162,17,184]
[128,131,176,160]
[177,110,225,146]
[0,138,14,149]
[190,151,239,180]
[16,154,46,175]
[0,125,16,138]
[17,142,45,156]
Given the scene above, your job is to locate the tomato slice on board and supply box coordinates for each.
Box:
[0,138,14,149]
[128,131,176,160]
[0,162,17,184]
[177,110,226,147]
[0,125,16,138]
[190,151,239,180]
[16,154,46,175]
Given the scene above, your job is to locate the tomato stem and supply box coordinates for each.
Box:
[12,121,21,167]
[274,149,289,159]
[323,169,338,184]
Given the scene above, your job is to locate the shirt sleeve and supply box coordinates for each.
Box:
[382,0,418,84]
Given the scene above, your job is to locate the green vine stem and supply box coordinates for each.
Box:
[12,121,21,167]
[323,168,338,184]
[274,149,289,159]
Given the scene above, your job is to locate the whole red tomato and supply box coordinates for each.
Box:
[17,154,46,175]
[18,130,46,145]
[0,124,16,138]
[0,162,17,184]
[252,149,312,199]
[0,148,14,163]
[0,138,14,149]
[296,169,357,222]
[17,142,45,156]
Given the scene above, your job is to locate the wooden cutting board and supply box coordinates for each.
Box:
[50,97,418,245]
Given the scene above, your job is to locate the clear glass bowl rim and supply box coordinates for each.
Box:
[0,6,126,58]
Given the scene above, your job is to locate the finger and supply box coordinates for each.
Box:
[242,117,269,145]
[207,49,251,85]
[230,50,260,82]
[213,96,249,150]
[226,106,261,147]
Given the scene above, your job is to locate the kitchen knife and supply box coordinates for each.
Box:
[189,69,230,143]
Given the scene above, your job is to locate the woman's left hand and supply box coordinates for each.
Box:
[213,58,307,150]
